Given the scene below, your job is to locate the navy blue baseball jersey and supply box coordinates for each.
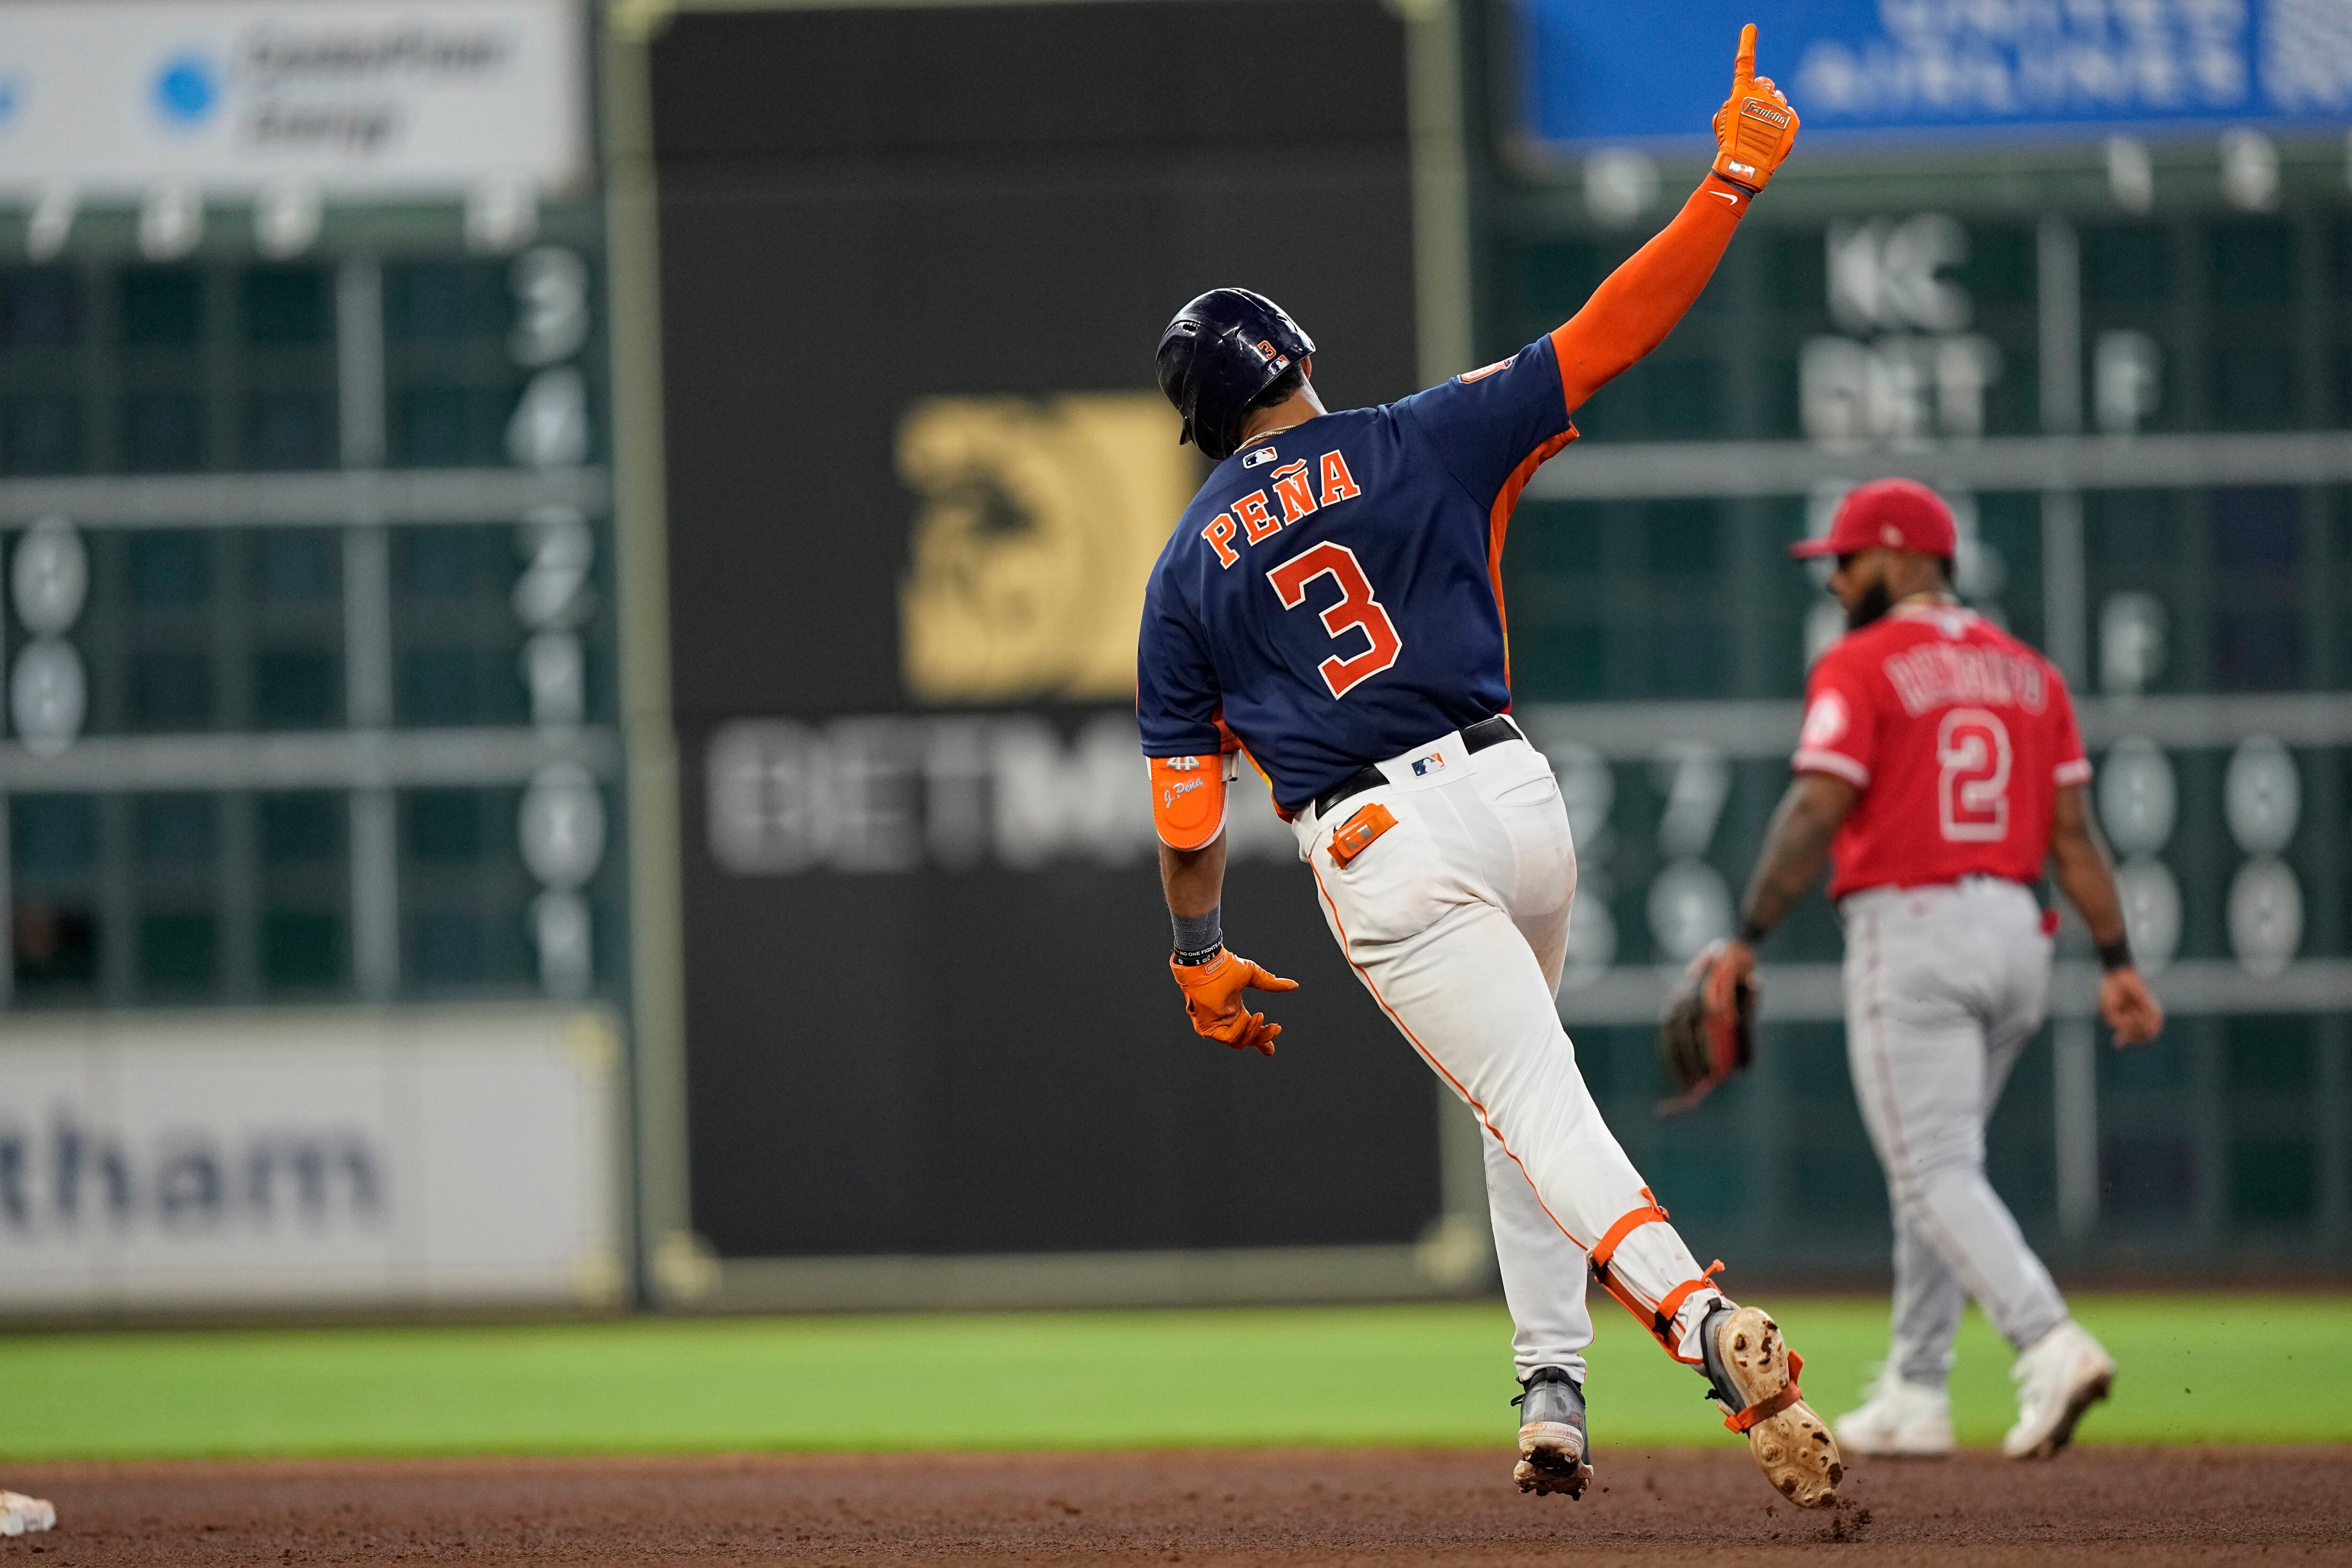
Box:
[1137,335,1576,814]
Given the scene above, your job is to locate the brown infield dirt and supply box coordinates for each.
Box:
[2,1447,2348,1567]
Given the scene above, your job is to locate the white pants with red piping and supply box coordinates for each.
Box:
[1841,878,2070,1384]
[1294,729,1725,1373]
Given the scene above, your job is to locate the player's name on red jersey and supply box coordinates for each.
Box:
[1795,605,2088,900]
[1882,639,2050,718]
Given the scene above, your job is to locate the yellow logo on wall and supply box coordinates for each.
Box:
[898,393,1195,703]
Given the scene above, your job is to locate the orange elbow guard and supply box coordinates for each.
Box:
[1149,752,1238,850]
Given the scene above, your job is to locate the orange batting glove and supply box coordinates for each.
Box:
[1170,948,1299,1057]
[1712,24,1799,193]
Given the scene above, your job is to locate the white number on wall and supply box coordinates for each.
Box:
[509,246,590,368]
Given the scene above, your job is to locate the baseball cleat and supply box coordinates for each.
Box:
[0,1491,55,1537]
[1701,1302,1843,1507]
[1512,1366,1592,1499]
[1833,1366,1954,1457]
[2003,1319,2114,1459]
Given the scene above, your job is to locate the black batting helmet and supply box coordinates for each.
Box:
[1155,288,1316,462]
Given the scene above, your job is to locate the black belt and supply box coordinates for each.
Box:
[1314,714,1525,818]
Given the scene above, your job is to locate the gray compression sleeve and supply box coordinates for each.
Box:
[1172,906,1223,964]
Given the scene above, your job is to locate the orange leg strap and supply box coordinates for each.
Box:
[1589,1184,1718,1364]
[1723,1349,1807,1434]
[1653,1259,1724,1341]
[1588,1187,1670,1275]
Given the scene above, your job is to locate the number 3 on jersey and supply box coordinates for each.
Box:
[1266,542,1404,700]
[1937,707,2012,841]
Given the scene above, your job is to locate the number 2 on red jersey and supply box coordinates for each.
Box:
[1937,707,2012,841]
[1265,541,1403,699]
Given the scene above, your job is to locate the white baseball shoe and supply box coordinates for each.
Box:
[0,1491,55,1537]
[1832,1367,1954,1457]
[2002,1319,2115,1459]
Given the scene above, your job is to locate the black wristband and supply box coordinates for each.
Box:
[2096,936,2134,973]
[1173,941,1224,969]
[1737,917,1772,947]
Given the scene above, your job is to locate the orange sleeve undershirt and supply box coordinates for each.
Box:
[1549,174,1752,415]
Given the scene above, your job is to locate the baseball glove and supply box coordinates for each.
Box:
[1657,939,1756,1115]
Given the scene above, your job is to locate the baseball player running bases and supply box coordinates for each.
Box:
[1703,478,2165,1460]
[1137,27,1840,1506]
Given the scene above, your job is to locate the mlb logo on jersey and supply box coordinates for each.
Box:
[1410,751,1446,777]
[1241,446,1279,468]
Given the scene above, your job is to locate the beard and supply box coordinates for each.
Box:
[1844,577,1893,630]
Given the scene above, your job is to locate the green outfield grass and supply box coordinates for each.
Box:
[0,1293,2343,1460]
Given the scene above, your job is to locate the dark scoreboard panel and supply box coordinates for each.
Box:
[650,1,1442,1260]
[0,233,620,1010]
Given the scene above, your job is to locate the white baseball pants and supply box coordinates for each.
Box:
[1841,878,2070,1386]
[1293,729,1725,1374]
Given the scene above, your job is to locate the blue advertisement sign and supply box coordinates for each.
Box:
[1518,1,2352,148]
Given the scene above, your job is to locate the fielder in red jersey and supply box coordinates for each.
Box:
[1708,478,2161,1465]
[1796,600,2092,899]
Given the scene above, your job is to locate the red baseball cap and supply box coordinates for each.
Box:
[1789,478,1958,561]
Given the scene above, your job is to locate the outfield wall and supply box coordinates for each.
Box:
[0,1005,626,1312]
